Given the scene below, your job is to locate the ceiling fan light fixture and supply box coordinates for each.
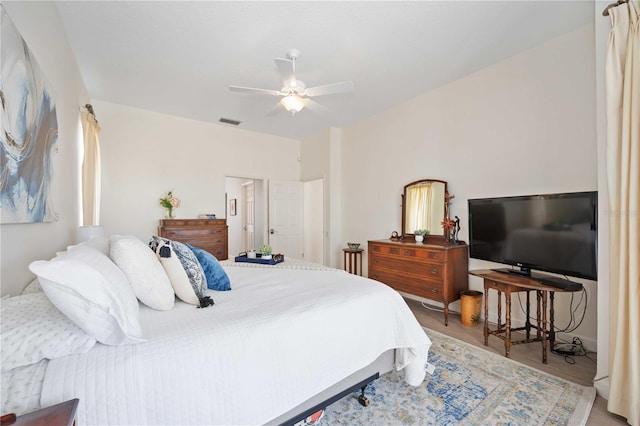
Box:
[280,94,307,114]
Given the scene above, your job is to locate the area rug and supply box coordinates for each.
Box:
[321,328,595,425]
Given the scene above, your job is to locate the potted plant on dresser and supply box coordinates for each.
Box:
[414,229,429,243]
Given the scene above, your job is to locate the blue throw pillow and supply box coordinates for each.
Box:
[186,244,231,291]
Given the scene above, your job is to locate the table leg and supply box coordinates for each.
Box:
[483,284,489,346]
[549,291,556,349]
[525,291,531,339]
[343,251,347,272]
[505,289,512,358]
[497,290,503,331]
[536,291,542,339]
[444,302,449,326]
[541,290,548,364]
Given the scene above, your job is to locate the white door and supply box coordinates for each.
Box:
[242,181,255,251]
[268,180,303,258]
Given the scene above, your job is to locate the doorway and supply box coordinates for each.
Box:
[225,177,264,257]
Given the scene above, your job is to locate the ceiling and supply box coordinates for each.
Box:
[54,1,594,140]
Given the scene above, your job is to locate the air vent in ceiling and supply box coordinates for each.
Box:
[219,117,241,126]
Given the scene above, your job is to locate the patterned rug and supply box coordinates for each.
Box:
[321,328,595,425]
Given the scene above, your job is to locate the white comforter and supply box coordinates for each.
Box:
[40,264,431,425]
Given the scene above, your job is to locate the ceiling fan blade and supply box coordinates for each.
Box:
[274,58,295,86]
[266,101,283,117]
[304,81,354,97]
[229,86,282,96]
[304,98,331,115]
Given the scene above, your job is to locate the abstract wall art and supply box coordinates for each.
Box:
[1,6,59,223]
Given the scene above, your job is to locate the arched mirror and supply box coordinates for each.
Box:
[401,179,447,238]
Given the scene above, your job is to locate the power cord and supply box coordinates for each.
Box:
[550,336,596,365]
[420,301,460,315]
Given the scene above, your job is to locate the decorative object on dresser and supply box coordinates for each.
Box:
[368,240,468,325]
[159,190,180,219]
[158,219,228,260]
[413,229,429,243]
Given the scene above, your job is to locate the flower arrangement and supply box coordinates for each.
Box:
[441,218,456,232]
[414,229,430,236]
[160,190,180,218]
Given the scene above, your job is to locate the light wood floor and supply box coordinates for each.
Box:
[405,298,628,426]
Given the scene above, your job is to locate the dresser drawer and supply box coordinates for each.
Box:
[159,219,228,260]
[401,248,444,262]
[370,256,443,281]
[369,266,444,301]
[163,228,226,238]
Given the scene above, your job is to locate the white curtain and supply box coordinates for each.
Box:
[80,109,101,226]
[406,182,433,233]
[605,2,639,424]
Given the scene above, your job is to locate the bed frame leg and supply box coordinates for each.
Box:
[357,385,370,407]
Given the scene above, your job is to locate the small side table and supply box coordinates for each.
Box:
[469,269,582,364]
[343,248,364,276]
[2,398,79,426]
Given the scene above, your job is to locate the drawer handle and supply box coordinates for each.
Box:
[390,248,399,254]
[431,268,438,274]
[430,253,439,259]
[374,259,379,264]
[431,287,438,293]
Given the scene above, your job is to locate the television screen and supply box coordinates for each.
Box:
[468,191,597,281]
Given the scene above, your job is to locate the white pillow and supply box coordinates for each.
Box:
[29,246,145,345]
[0,292,96,371]
[67,236,110,256]
[110,236,175,310]
[151,237,199,305]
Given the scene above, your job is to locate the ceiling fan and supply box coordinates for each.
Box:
[229,49,354,115]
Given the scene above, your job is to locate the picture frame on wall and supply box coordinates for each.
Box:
[230,199,237,216]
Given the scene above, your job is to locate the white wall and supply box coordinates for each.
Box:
[1,3,89,296]
[300,128,333,265]
[304,178,324,264]
[594,0,612,398]
[93,100,300,242]
[338,25,599,347]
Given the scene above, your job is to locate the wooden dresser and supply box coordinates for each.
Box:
[158,219,228,260]
[368,239,469,325]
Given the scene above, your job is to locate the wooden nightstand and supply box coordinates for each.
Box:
[342,248,364,275]
[1,399,79,426]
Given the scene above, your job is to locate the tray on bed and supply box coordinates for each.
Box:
[234,253,284,265]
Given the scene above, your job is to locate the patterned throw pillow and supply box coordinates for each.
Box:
[150,236,200,305]
[0,292,96,371]
[171,240,207,299]
[186,244,231,291]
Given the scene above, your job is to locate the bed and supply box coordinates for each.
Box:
[1,237,431,425]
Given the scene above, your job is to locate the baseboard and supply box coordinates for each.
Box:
[593,376,610,399]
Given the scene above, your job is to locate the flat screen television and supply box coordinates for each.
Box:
[468,191,597,283]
